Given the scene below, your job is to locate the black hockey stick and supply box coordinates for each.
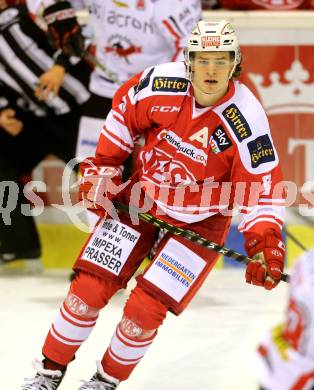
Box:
[283,227,307,251]
[114,202,291,283]
[83,52,121,85]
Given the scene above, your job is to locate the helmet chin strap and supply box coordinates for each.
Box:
[228,60,236,79]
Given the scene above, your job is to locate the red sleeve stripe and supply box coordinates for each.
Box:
[103,124,133,150]
[106,111,133,146]
[239,216,284,233]
[101,128,133,154]
[112,113,126,127]
[240,212,285,227]
[112,109,125,124]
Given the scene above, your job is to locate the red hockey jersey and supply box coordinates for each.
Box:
[95,61,285,234]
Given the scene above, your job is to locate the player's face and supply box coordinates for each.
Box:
[191,51,234,98]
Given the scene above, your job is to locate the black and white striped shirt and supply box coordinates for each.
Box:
[0,5,90,117]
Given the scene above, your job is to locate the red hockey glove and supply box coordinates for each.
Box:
[79,159,123,217]
[43,1,85,57]
[244,229,285,290]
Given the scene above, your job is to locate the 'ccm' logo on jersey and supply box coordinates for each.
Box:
[222,104,252,142]
[209,126,232,154]
[152,77,188,92]
[151,106,180,112]
[247,134,275,168]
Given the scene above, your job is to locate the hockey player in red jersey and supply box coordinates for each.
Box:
[22,20,286,389]
[254,250,314,390]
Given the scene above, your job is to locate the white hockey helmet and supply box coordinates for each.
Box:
[185,20,241,79]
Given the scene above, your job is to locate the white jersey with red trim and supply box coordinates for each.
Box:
[84,0,202,98]
[26,0,202,98]
[95,61,285,234]
[254,250,314,390]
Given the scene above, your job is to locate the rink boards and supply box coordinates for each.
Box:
[36,222,311,270]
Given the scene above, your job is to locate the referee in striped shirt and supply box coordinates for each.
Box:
[0,0,91,272]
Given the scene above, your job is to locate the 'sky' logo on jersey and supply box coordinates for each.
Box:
[152,77,188,93]
[247,134,275,168]
[222,104,252,142]
[209,126,232,154]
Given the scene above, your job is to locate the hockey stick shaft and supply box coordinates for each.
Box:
[114,202,290,283]
[83,52,122,85]
[283,227,307,251]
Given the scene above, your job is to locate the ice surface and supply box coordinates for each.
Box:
[0,268,288,390]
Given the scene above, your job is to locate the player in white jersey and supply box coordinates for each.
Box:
[22,20,286,390]
[26,0,202,158]
[254,249,314,390]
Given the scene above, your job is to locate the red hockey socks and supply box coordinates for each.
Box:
[43,296,99,365]
[43,358,67,372]
[101,323,156,380]
[42,271,120,366]
[100,286,168,381]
